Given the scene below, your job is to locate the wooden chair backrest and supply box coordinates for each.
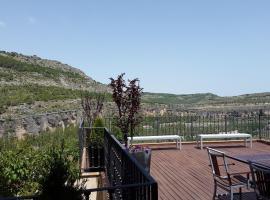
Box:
[207,148,228,177]
[250,162,270,199]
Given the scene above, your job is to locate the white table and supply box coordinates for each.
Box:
[128,135,182,150]
[197,133,252,150]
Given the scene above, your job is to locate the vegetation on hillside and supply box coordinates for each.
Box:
[142,92,270,106]
[0,54,86,82]
[142,92,219,105]
[1,51,270,115]
[0,84,111,114]
[0,126,82,198]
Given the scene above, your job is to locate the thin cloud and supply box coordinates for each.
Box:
[0,21,6,28]
[27,17,37,24]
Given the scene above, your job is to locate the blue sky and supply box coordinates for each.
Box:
[0,0,270,96]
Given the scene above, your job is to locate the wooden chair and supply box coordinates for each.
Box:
[207,148,250,200]
[249,162,270,200]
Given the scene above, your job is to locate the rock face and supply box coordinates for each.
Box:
[23,117,40,135]
[0,51,110,92]
[0,50,111,121]
[0,110,82,137]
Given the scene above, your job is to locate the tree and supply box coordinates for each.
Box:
[81,92,105,127]
[109,73,143,147]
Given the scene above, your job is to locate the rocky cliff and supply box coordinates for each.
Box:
[0,51,109,91]
[0,110,82,138]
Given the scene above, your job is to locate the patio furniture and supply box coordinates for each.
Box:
[128,135,182,150]
[227,154,270,166]
[197,133,252,150]
[207,148,250,200]
[249,162,270,200]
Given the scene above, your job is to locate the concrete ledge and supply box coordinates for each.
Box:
[81,172,101,178]
[77,172,102,200]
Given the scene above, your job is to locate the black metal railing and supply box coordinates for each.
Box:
[79,123,158,200]
[104,112,270,141]
[79,124,105,172]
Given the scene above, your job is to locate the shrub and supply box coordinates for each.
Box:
[39,145,84,200]
[89,117,105,147]
[0,145,43,196]
[0,126,81,198]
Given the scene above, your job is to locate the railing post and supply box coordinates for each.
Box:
[259,110,262,140]
[84,191,91,200]
[225,115,227,133]
[191,115,194,140]
[108,188,115,200]
[152,182,158,200]
[156,117,160,136]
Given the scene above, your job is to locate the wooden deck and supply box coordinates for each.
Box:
[150,141,270,200]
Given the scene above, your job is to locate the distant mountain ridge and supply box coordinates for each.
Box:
[0,51,108,91]
[1,50,270,117]
[143,92,220,105]
[142,92,270,106]
[0,51,110,115]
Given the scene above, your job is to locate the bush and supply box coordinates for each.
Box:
[88,117,105,147]
[39,145,84,200]
[0,126,81,198]
[0,145,44,196]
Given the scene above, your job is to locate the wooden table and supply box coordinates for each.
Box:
[227,153,270,167]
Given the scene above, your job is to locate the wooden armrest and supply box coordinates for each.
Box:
[208,163,235,167]
[228,171,250,176]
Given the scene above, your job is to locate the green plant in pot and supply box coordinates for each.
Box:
[81,92,105,170]
[109,73,151,173]
[90,117,105,147]
[88,117,105,168]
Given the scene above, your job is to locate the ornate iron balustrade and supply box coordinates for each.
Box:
[79,123,158,200]
[103,112,270,141]
[79,123,105,172]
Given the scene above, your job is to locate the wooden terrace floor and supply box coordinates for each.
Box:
[150,141,270,200]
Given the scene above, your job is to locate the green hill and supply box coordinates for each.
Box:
[142,92,270,107]
[1,50,270,116]
[142,92,220,105]
[0,51,110,115]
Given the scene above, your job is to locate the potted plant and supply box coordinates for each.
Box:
[87,117,105,168]
[81,91,105,170]
[129,145,151,173]
[109,73,151,173]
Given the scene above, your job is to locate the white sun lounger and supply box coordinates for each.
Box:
[196,133,252,150]
[128,135,182,150]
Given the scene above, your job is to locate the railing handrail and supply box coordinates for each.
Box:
[104,127,157,184]
[83,181,157,193]
[79,121,158,199]
[79,125,157,184]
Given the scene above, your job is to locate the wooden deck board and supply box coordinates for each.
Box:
[150,141,270,200]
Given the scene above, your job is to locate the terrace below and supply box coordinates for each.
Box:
[150,141,270,200]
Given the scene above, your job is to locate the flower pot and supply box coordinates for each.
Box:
[130,149,151,173]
